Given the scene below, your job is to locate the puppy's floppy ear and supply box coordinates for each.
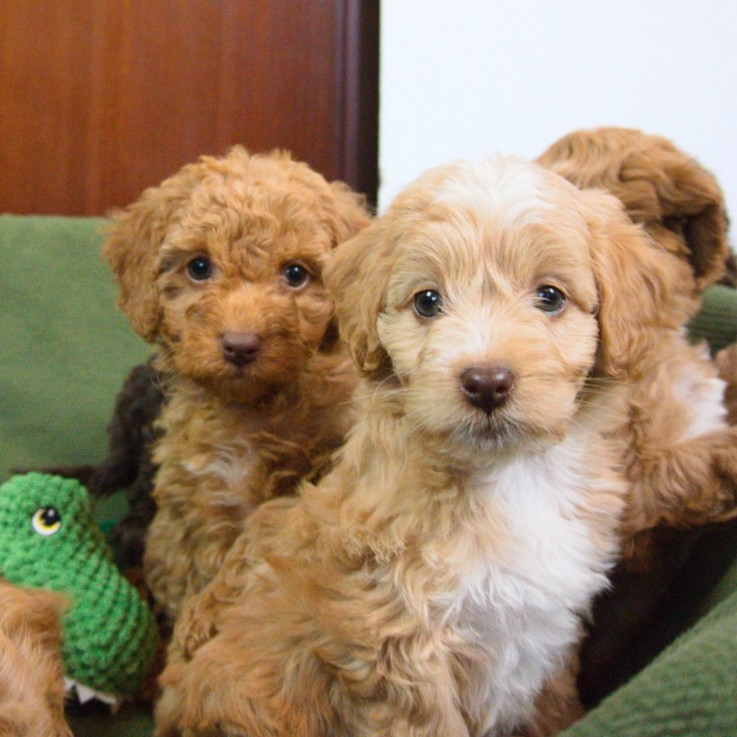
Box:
[614,136,728,290]
[103,185,183,342]
[538,127,730,290]
[315,181,371,354]
[327,181,372,245]
[323,217,393,378]
[584,190,692,380]
[645,158,730,291]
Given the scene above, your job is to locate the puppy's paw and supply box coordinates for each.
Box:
[709,431,737,508]
[628,426,737,532]
[681,426,737,522]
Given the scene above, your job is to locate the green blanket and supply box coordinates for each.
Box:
[0,215,149,479]
[2,214,737,736]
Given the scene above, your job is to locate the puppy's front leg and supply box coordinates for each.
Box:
[170,532,253,664]
[328,640,472,737]
[159,624,472,737]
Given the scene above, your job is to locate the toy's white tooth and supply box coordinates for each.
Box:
[63,677,119,707]
[77,684,97,703]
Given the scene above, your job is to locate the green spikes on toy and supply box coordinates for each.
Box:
[0,473,159,704]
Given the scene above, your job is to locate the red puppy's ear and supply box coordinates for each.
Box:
[539,127,730,291]
[103,189,174,343]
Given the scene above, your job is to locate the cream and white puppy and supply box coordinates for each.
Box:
[153,155,676,737]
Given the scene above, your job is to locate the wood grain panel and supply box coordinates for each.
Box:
[0,0,378,215]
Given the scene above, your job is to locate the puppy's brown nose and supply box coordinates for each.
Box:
[221,331,261,366]
[461,366,515,414]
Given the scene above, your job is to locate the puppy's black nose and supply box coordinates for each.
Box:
[461,366,515,414]
[221,331,261,366]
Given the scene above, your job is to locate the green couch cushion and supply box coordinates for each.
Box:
[688,284,737,354]
[0,215,149,482]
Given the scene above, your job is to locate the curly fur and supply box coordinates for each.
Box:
[538,127,737,701]
[149,155,675,737]
[103,146,370,624]
[0,581,70,737]
[537,126,730,292]
[717,343,737,425]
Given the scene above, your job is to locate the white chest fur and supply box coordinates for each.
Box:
[442,439,620,734]
[671,345,727,442]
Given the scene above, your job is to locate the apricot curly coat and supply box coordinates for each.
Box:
[150,155,692,737]
[538,127,737,698]
[0,581,70,737]
[104,147,369,624]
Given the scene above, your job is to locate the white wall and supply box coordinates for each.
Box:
[379,0,737,231]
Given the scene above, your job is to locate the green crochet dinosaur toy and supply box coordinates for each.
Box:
[0,472,159,704]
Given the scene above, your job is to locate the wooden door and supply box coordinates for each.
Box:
[0,0,378,215]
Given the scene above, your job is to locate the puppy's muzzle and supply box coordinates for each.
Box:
[461,366,515,414]
[221,331,262,367]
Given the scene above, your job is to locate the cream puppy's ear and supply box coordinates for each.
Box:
[103,184,181,343]
[323,217,393,378]
[584,190,688,381]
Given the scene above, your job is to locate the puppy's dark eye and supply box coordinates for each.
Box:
[187,256,212,281]
[535,285,566,313]
[413,290,443,318]
[283,263,310,289]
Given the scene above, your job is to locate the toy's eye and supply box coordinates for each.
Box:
[283,262,310,289]
[413,290,444,318]
[187,256,213,281]
[32,507,61,537]
[535,285,566,313]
